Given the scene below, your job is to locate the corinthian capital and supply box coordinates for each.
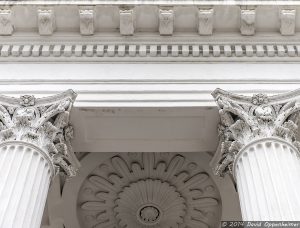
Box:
[212,89,300,177]
[0,90,79,177]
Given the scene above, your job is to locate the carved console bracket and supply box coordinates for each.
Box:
[38,8,56,35]
[280,9,296,36]
[0,9,13,35]
[159,8,174,36]
[211,88,300,177]
[119,8,135,36]
[0,90,79,177]
[79,7,94,35]
[0,4,299,39]
[240,7,256,36]
[198,8,214,35]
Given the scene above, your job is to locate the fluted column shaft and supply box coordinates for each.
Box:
[212,88,300,222]
[0,90,78,228]
[0,142,53,228]
[234,137,300,220]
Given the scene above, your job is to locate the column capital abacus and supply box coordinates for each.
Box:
[0,89,79,177]
[212,88,300,177]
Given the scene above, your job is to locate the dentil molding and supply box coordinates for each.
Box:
[0,42,300,62]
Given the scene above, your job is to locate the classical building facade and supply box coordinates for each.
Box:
[0,1,300,228]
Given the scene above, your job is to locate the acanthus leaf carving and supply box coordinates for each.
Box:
[0,90,78,177]
[212,88,300,177]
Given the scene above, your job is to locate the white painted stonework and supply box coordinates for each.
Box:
[78,153,221,228]
[235,138,300,220]
[0,90,79,228]
[62,152,239,228]
[0,0,300,227]
[0,142,52,228]
[0,2,299,62]
[211,89,300,221]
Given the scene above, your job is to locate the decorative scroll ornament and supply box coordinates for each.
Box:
[0,90,79,177]
[212,88,300,177]
[78,153,221,228]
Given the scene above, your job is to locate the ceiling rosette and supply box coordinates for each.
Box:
[77,153,221,228]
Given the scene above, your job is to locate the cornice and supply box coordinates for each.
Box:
[0,4,298,62]
[1,0,300,6]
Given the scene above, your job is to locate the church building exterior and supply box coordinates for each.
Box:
[0,0,299,227]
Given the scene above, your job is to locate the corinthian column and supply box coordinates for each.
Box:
[212,89,300,221]
[0,90,79,228]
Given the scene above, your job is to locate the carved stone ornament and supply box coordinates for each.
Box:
[78,153,221,228]
[38,9,56,35]
[159,8,174,35]
[0,89,79,177]
[212,88,300,177]
[240,8,256,36]
[280,9,296,36]
[119,8,135,36]
[0,9,13,35]
[79,8,94,35]
[198,8,214,35]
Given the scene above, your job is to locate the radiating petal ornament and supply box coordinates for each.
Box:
[115,179,185,227]
[78,153,221,228]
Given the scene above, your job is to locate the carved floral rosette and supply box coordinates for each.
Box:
[212,88,300,177]
[0,90,79,177]
[78,153,221,228]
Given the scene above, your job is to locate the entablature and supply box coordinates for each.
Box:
[0,2,299,62]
